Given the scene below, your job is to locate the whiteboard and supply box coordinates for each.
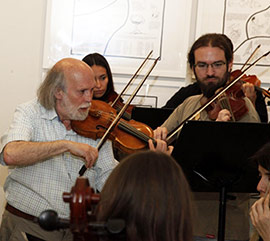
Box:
[196,0,270,83]
[43,0,192,78]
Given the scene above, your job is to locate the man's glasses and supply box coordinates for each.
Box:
[194,61,226,71]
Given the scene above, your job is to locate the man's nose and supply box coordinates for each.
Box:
[206,64,215,75]
[84,90,92,102]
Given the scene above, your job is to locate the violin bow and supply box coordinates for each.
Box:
[166,51,270,144]
[111,50,153,107]
[235,45,270,98]
[79,55,160,176]
[239,44,261,71]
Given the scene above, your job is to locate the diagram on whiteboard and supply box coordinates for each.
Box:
[223,0,270,66]
[43,0,191,77]
[71,0,165,59]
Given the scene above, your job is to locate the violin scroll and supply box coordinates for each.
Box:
[231,69,261,87]
[231,69,270,99]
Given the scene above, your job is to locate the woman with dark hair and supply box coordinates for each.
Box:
[82,52,134,121]
[96,150,194,241]
[82,53,116,102]
[250,142,270,241]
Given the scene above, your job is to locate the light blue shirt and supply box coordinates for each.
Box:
[0,99,118,218]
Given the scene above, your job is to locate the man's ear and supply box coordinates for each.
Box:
[228,59,233,72]
[54,88,64,100]
[192,66,197,78]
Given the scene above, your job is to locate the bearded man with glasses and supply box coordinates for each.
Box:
[154,33,260,241]
[162,33,268,123]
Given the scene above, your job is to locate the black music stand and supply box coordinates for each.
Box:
[131,107,173,129]
[172,121,270,241]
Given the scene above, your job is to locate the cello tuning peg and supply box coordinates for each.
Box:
[38,209,70,231]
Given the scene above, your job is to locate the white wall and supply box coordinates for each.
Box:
[0,0,47,223]
[0,0,47,138]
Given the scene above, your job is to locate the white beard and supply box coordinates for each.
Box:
[61,94,90,121]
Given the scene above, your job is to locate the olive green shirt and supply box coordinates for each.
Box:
[163,94,260,133]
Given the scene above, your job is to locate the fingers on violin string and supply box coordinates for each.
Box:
[149,139,168,153]
[148,139,161,151]
[216,109,231,121]
[167,145,174,155]
[148,139,154,150]
[152,139,162,151]
[154,127,167,140]
[243,85,255,94]
[156,139,166,151]
[153,129,159,139]
[162,128,168,140]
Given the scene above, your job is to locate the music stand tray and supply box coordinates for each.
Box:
[172,120,270,241]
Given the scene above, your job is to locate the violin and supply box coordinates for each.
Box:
[76,52,158,176]
[205,81,248,121]
[203,59,270,121]
[106,90,134,120]
[230,69,270,98]
[71,100,155,154]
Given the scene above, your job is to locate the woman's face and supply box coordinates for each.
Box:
[91,65,109,98]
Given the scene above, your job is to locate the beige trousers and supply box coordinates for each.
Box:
[0,210,73,241]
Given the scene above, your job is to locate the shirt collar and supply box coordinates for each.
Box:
[40,104,59,121]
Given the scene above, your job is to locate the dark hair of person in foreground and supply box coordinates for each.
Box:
[96,150,194,241]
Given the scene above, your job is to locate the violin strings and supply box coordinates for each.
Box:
[219,96,236,121]
[91,110,153,143]
[114,103,132,120]
[118,121,153,143]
